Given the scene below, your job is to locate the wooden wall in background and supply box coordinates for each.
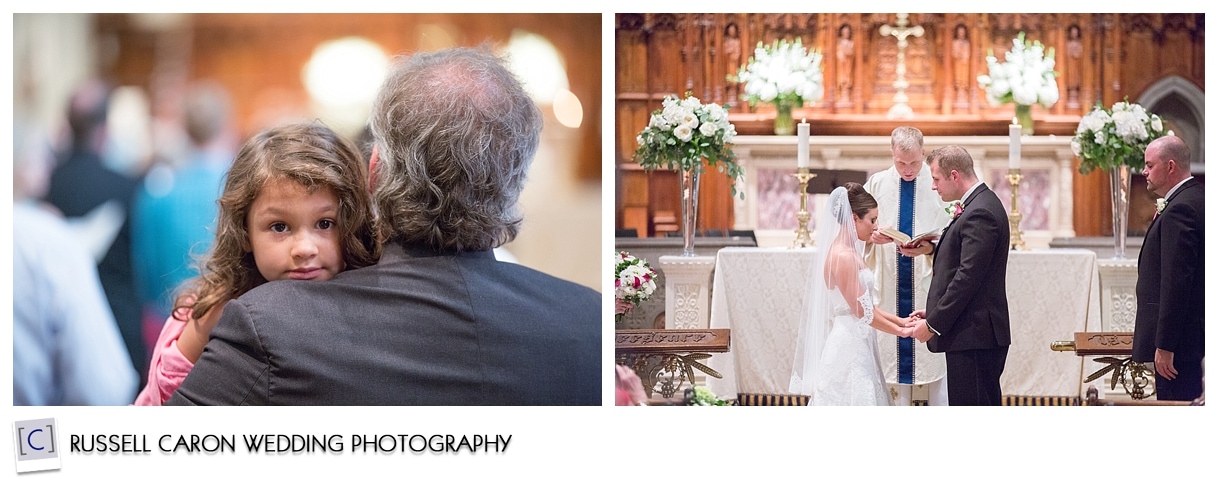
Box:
[616,13,1204,238]
[94,13,602,182]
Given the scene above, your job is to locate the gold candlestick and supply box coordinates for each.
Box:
[792,168,818,248]
[1007,169,1027,251]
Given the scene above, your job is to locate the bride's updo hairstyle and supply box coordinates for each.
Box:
[843,182,878,220]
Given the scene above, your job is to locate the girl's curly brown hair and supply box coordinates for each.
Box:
[173,121,380,322]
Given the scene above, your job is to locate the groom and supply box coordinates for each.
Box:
[903,145,1011,406]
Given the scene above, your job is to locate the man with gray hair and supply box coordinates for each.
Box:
[863,126,951,405]
[169,46,600,405]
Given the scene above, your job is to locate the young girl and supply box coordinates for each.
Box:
[134,122,379,405]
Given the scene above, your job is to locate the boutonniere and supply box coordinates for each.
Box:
[945,202,964,219]
[1155,198,1167,215]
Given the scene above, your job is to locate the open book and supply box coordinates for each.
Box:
[877,228,940,246]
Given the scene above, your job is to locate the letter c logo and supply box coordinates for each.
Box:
[26,428,44,451]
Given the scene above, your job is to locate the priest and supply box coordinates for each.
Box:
[864,126,952,405]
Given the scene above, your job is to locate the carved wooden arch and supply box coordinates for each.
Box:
[1138,75,1206,171]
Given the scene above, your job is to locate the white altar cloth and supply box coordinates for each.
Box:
[706,247,1101,399]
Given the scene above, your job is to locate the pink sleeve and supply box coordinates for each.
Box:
[133,314,196,406]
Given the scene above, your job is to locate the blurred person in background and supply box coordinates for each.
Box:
[14,122,139,405]
[132,80,236,323]
[43,78,146,387]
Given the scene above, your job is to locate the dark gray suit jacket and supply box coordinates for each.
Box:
[166,243,601,405]
[925,184,1012,353]
[1132,178,1204,363]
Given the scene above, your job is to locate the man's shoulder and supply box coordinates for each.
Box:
[974,185,1006,208]
[234,276,354,313]
[485,260,599,299]
[1175,179,1205,204]
[864,168,894,188]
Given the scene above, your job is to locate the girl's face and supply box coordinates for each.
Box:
[854,207,878,242]
[246,178,345,282]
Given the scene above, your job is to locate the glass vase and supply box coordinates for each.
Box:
[773,101,794,135]
[680,167,701,257]
[1109,164,1132,259]
[1014,103,1034,136]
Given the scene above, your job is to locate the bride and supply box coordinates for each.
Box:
[790,183,913,405]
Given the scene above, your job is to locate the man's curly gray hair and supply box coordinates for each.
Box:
[369,46,542,252]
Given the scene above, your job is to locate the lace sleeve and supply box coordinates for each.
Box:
[855,269,876,325]
[856,289,875,325]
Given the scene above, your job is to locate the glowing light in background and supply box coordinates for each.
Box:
[301,36,388,135]
[103,86,153,176]
[552,88,583,129]
[303,37,388,108]
[505,30,569,106]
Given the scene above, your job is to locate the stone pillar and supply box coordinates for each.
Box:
[659,255,717,390]
[1098,259,1139,332]
[659,255,716,330]
[1096,258,1140,401]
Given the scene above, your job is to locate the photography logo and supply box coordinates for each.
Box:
[12,418,60,473]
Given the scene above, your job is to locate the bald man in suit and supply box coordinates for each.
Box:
[1132,135,1204,401]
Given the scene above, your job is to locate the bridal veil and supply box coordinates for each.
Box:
[789,186,867,399]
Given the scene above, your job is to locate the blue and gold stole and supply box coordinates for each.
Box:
[897,178,916,384]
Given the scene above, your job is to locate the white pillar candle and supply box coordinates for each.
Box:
[1009,120,1021,170]
[797,120,810,168]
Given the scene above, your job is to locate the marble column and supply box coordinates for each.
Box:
[659,255,717,389]
[659,255,716,329]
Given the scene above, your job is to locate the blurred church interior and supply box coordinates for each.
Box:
[13,13,602,291]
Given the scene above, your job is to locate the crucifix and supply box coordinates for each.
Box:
[879,13,924,119]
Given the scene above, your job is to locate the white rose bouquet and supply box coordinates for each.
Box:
[1071,100,1168,174]
[633,93,743,196]
[976,32,1060,108]
[614,251,658,321]
[732,38,825,109]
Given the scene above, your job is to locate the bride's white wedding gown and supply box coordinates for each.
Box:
[813,268,892,406]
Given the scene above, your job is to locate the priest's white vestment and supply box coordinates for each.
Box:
[864,165,951,387]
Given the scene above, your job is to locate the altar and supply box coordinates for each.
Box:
[704,247,1102,400]
[726,134,1077,249]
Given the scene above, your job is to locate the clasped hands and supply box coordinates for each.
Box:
[898,309,934,342]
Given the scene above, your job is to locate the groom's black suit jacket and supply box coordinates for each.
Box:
[1132,178,1205,363]
[925,184,1012,353]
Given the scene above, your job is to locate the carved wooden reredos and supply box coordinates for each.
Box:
[616,13,1204,238]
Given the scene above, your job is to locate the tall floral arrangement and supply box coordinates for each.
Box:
[1072,100,1168,174]
[614,251,658,324]
[732,38,825,109]
[976,32,1060,108]
[633,93,743,196]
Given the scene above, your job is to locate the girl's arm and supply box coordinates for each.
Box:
[133,314,191,405]
[175,301,228,363]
